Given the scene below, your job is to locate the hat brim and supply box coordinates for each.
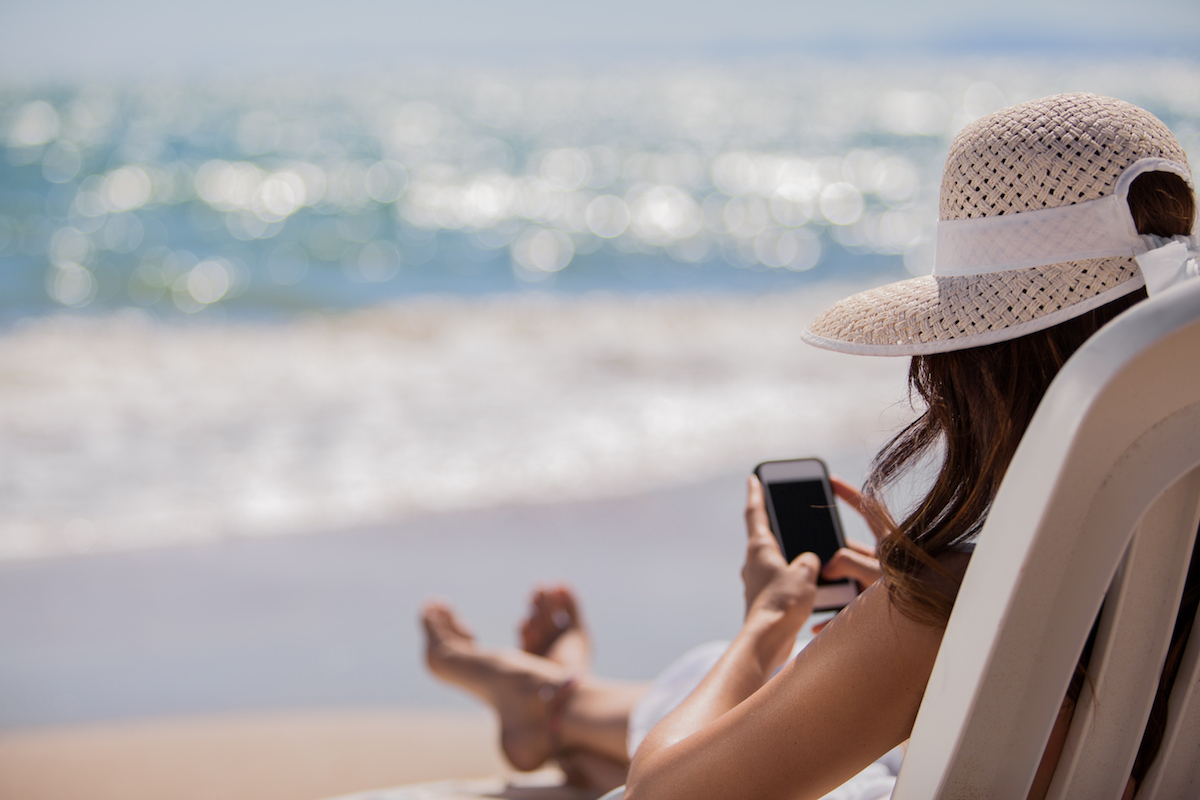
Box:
[803,256,1145,356]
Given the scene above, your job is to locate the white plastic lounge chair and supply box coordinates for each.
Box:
[895,274,1200,799]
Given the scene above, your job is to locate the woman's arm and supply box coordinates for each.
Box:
[624,479,946,800]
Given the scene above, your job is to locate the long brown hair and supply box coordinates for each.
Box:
[864,169,1195,781]
[867,170,1195,625]
[866,292,1147,623]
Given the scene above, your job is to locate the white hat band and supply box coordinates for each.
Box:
[934,157,1197,296]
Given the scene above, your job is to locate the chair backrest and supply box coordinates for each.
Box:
[893,278,1200,799]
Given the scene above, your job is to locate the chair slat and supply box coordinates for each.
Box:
[895,280,1200,799]
[1139,563,1200,798]
[1050,470,1200,800]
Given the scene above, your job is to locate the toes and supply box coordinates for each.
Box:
[532,588,552,620]
[446,608,475,640]
[519,617,538,653]
[545,585,582,630]
[557,586,582,624]
[420,600,475,646]
[420,601,449,636]
[519,583,586,658]
[521,586,558,655]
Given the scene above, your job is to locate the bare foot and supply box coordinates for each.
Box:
[422,600,568,771]
[519,585,590,673]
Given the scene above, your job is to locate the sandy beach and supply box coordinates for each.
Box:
[0,709,513,800]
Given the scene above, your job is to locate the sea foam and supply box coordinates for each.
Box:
[0,288,911,560]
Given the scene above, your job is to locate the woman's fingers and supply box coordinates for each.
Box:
[790,551,822,577]
[742,475,800,618]
[821,547,883,589]
[830,475,863,507]
[744,475,774,543]
[831,475,888,544]
[744,476,785,562]
[844,539,875,557]
[815,543,881,632]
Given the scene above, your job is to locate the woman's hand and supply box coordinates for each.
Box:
[809,476,887,634]
[822,476,886,590]
[741,476,819,669]
[821,539,883,588]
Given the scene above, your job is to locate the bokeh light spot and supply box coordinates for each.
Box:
[104,166,152,212]
[723,196,769,239]
[585,195,630,238]
[819,182,864,226]
[8,101,59,147]
[874,157,919,203]
[756,227,821,270]
[627,186,702,244]
[47,264,96,307]
[49,227,92,267]
[187,260,231,304]
[365,161,409,203]
[512,228,574,274]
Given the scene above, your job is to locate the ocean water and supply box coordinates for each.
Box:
[1,58,1197,559]
[4,58,1196,317]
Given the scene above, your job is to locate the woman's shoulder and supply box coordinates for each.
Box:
[879,538,976,628]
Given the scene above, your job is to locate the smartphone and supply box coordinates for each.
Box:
[754,458,859,612]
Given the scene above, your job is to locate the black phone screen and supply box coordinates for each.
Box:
[764,479,841,583]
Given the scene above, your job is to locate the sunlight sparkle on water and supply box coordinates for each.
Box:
[1,61,1197,312]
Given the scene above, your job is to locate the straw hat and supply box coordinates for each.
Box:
[803,93,1195,356]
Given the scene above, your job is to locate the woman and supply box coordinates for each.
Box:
[425,93,1198,799]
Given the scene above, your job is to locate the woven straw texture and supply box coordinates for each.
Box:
[807,93,1190,355]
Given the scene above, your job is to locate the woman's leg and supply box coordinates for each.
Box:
[421,590,649,778]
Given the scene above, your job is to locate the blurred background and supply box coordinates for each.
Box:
[1,1,1198,798]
